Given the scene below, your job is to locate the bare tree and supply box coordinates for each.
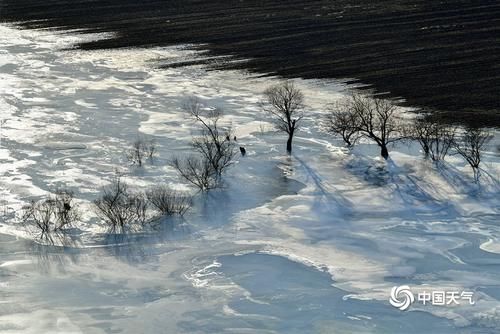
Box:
[410,117,456,162]
[93,176,148,231]
[170,156,218,191]
[453,127,492,182]
[182,97,225,145]
[126,137,156,166]
[182,97,235,175]
[336,93,404,159]
[261,81,304,153]
[146,185,192,216]
[171,97,236,191]
[324,100,361,147]
[192,135,234,178]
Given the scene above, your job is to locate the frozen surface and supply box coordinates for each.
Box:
[0,24,499,333]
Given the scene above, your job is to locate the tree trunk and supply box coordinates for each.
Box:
[473,167,480,183]
[380,144,389,160]
[286,134,293,154]
[423,145,430,159]
[287,122,295,154]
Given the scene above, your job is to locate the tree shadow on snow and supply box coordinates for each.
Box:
[292,154,353,216]
[343,155,465,218]
[435,162,499,198]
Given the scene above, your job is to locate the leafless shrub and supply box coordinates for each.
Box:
[171,97,236,191]
[260,81,304,153]
[410,117,457,162]
[21,199,56,240]
[53,190,79,229]
[146,185,192,216]
[20,190,79,240]
[126,137,156,166]
[258,122,267,135]
[131,192,149,225]
[93,176,148,231]
[453,127,493,182]
[146,139,156,159]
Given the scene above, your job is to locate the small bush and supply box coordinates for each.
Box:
[146,185,192,216]
[21,199,56,239]
[21,190,79,240]
[54,190,79,229]
[126,137,156,166]
[93,177,148,231]
[131,191,149,225]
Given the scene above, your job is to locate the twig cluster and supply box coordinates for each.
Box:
[126,137,156,166]
[93,176,192,232]
[20,190,79,240]
[170,96,236,191]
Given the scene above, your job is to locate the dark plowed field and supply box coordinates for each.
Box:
[1,0,499,126]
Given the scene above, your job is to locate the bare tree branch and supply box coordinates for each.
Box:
[453,127,492,182]
[260,81,304,153]
[172,97,236,191]
[409,116,457,162]
[327,93,406,159]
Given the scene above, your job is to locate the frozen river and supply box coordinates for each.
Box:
[1,25,500,333]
